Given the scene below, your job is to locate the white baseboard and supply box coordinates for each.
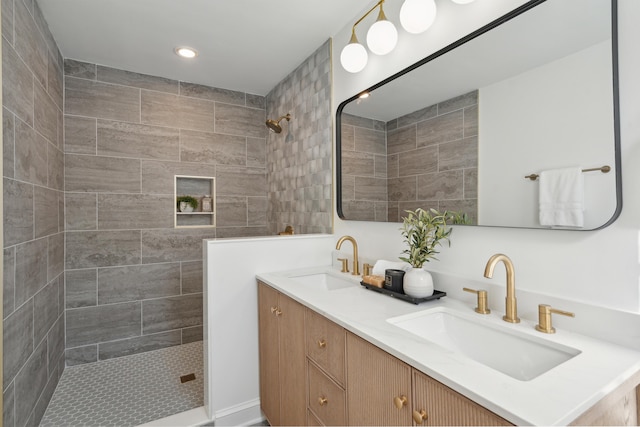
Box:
[214,398,263,426]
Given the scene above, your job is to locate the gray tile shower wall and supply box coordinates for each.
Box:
[265,40,333,235]
[2,0,65,426]
[63,58,271,366]
[341,91,479,223]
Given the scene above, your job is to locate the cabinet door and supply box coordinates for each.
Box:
[346,332,412,426]
[258,282,280,426]
[306,308,346,386]
[278,293,307,426]
[412,369,513,426]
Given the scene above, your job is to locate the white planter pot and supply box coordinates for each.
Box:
[403,267,434,298]
[179,202,194,213]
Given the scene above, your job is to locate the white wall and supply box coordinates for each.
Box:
[204,235,335,425]
[332,0,640,312]
[479,41,616,228]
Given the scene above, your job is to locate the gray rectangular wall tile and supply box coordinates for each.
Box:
[65,76,140,122]
[97,66,179,94]
[353,127,386,155]
[65,345,98,366]
[142,294,203,334]
[387,125,417,155]
[141,229,215,264]
[65,193,97,230]
[66,302,141,347]
[180,129,246,165]
[438,136,478,171]
[65,268,97,308]
[342,151,374,177]
[3,382,15,427]
[98,263,181,305]
[214,103,265,138]
[181,261,203,294]
[47,232,64,281]
[4,247,15,317]
[15,118,48,186]
[180,82,245,105]
[182,326,203,343]
[34,82,58,145]
[34,186,58,238]
[2,34,33,124]
[141,90,215,132]
[216,196,247,227]
[64,115,96,154]
[248,197,268,225]
[97,194,173,230]
[97,120,180,160]
[33,279,59,344]
[14,0,47,87]
[217,166,266,196]
[15,238,48,306]
[354,177,387,202]
[65,154,141,193]
[3,300,34,389]
[64,59,96,79]
[48,145,64,190]
[3,108,15,179]
[398,146,438,177]
[141,160,216,195]
[417,110,464,147]
[246,137,266,167]
[65,230,141,269]
[98,330,181,360]
[3,178,34,246]
[15,340,48,427]
[47,316,65,375]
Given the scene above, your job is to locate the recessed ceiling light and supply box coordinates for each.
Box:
[175,47,198,58]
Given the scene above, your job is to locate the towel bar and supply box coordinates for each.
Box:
[524,165,611,181]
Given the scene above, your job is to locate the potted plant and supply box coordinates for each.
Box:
[177,195,199,213]
[399,208,465,297]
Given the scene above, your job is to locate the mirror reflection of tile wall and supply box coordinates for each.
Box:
[341,91,478,223]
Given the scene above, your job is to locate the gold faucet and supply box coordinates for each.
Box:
[336,235,359,276]
[483,254,520,323]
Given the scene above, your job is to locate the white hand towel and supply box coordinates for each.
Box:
[372,260,412,276]
[539,167,584,228]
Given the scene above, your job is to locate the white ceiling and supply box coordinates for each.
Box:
[37,0,372,96]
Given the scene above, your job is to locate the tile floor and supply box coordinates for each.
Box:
[40,341,204,427]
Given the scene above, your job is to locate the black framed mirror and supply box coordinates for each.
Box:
[336,0,621,230]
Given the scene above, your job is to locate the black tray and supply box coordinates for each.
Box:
[360,282,446,304]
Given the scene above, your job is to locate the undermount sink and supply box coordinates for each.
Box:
[387,307,581,381]
[288,271,358,291]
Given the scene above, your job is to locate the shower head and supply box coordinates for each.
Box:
[266,113,291,133]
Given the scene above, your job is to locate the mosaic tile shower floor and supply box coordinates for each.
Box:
[40,341,204,427]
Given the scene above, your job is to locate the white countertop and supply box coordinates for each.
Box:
[256,265,640,426]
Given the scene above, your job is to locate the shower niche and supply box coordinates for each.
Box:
[174,175,216,228]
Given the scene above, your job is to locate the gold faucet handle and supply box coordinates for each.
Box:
[337,258,349,273]
[362,263,373,276]
[463,287,491,314]
[535,304,575,334]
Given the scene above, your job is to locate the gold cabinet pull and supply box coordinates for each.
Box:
[318,396,328,406]
[271,306,282,316]
[535,304,574,333]
[317,339,327,348]
[393,395,408,409]
[463,287,491,314]
[413,409,428,424]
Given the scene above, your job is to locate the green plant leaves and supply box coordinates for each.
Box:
[399,208,461,268]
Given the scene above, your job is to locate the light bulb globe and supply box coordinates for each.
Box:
[400,0,437,34]
[366,20,398,55]
[451,0,475,4]
[340,42,368,73]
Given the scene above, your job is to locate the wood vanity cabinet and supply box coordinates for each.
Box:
[412,370,512,426]
[346,332,413,425]
[257,281,306,426]
[306,308,347,425]
[346,331,512,426]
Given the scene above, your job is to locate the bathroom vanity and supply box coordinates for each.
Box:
[256,266,640,426]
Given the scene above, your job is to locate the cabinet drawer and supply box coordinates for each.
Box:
[308,361,346,426]
[306,308,346,386]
